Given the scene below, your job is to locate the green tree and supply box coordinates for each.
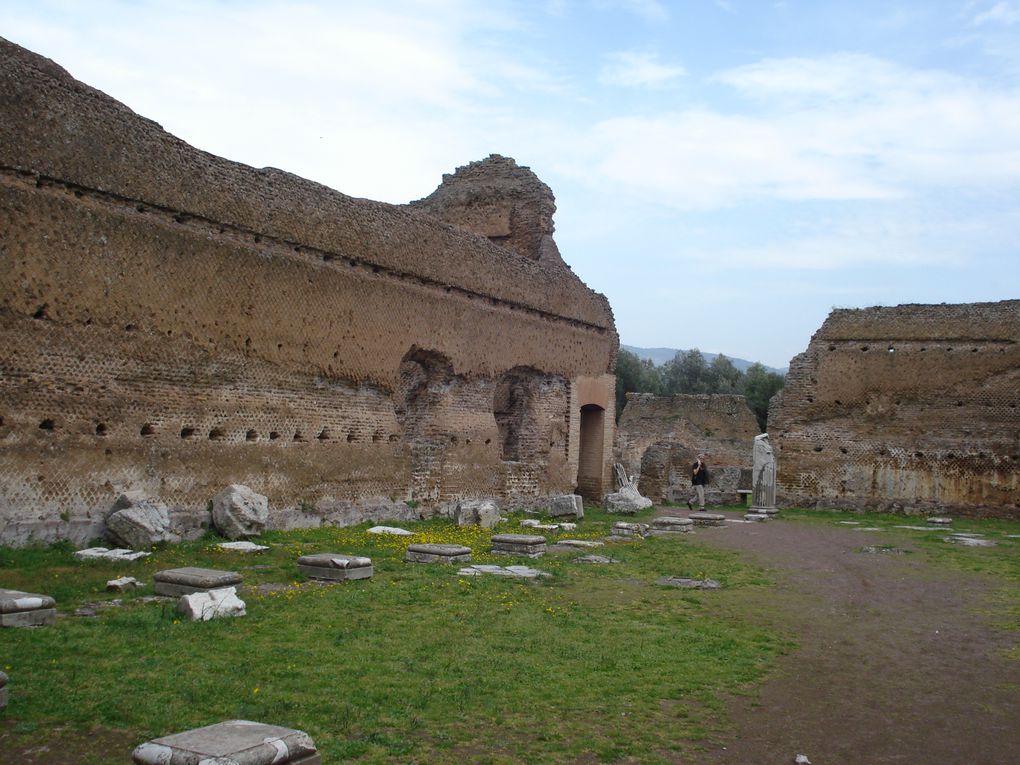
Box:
[741,362,785,431]
[663,348,711,395]
[708,353,742,393]
[614,349,662,416]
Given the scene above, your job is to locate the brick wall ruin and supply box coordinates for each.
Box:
[614,393,760,503]
[770,302,1019,517]
[0,39,618,545]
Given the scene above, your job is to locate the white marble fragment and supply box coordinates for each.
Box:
[457,565,549,579]
[367,526,414,536]
[132,741,175,765]
[106,576,145,592]
[217,541,269,553]
[555,539,604,548]
[75,547,151,561]
[176,586,246,621]
[947,535,995,547]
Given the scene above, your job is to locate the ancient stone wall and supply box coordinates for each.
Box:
[770,302,1019,517]
[614,393,759,503]
[0,39,618,545]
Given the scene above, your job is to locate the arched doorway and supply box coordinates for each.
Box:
[576,404,605,500]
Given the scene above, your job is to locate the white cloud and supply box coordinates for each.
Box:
[599,0,669,22]
[599,50,686,88]
[973,1,1020,25]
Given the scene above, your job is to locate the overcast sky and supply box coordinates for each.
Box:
[3,0,1019,368]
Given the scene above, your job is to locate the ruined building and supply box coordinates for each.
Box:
[770,302,1019,517]
[0,39,618,545]
[614,393,759,503]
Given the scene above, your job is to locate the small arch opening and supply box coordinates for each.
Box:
[140,423,155,437]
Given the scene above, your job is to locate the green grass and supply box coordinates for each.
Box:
[0,507,784,764]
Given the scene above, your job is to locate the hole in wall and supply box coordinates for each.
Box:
[860,345,869,352]
[293,431,305,442]
[372,431,383,443]
[104,448,112,456]
[485,438,492,445]
[388,434,399,442]
[839,446,848,454]
[180,427,195,439]
[209,428,225,441]
[888,346,895,353]
[39,419,55,430]
[269,431,281,440]
[124,324,136,331]
[246,430,258,441]
[141,423,155,437]
[95,423,108,436]
[346,432,356,443]
[813,445,823,452]
[317,428,330,441]
[828,344,836,351]
[33,304,49,319]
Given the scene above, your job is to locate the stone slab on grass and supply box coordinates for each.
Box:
[689,512,727,527]
[177,587,246,621]
[547,493,584,519]
[652,517,694,534]
[491,533,546,557]
[107,576,145,592]
[405,543,472,564]
[744,512,772,522]
[0,588,57,628]
[297,553,374,581]
[74,546,151,562]
[217,541,270,553]
[927,516,953,525]
[368,526,414,536]
[574,554,620,564]
[457,564,550,579]
[132,719,320,765]
[656,576,722,590]
[612,522,650,538]
[153,567,242,597]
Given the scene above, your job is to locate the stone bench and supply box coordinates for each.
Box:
[689,512,727,527]
[0,670,8,710]
[297,553,374,581]
[405,543,472,564]
[491,534,546,558]
[132,720,320,765]
[0,588,57,628]
[153,567,243,597]
[651,517,694,536]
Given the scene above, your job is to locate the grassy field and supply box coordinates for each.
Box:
[0,506,787,764]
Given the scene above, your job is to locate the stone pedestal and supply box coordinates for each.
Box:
[744,512,771,522]
[651,517,694,536]
[132,720,320,765]
[297,554,374,581]
[0,588,57,628]
[153,567,242,596]
[490,534,547,558]
[405,543,472,564]
[689,512,727,527]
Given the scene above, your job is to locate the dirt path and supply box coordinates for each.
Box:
[687,515,1019,765]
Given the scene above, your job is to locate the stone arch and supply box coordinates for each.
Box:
[493,366,544,462]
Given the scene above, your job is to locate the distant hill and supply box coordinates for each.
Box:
[622,345,786,375]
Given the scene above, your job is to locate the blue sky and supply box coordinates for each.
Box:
[3,0,1018,368]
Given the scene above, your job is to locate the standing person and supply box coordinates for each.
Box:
[687,454,708,512]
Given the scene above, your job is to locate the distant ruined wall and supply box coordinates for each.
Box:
[770,302,1020,517]
[0,39,618,545]
[614,393,759,503]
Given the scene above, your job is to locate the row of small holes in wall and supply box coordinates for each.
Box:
[828,344,998,353]
[33,420,400,443]
[810,444,1009,461]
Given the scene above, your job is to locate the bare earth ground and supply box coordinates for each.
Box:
[688,515,1020,765]
[2,514,1018,764]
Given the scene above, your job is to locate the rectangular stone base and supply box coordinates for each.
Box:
[492,549,544,558]
[649,529,691,538]
[153,582,212,597]
[491,542,546,556]
[0,608,56,627]
[405,551,472,563]
[297,564,374,581]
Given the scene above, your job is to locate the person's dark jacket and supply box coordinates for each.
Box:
[691,461,709,486]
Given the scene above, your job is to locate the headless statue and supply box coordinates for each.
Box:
[750,433,777,511]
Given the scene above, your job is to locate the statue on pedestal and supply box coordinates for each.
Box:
[750,433,777,513]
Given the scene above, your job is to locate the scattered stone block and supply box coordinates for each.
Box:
[74,546,151,562]
[689,512,726,527]
[106,492,180,549]
[612,521,650,538]
[860,546,909,554]
[0,669,7,710]
[893,525,942,531]
[107,576,145,592]
[947,535,995,547]
[927,516,953,526]
[837,521,861,525]
[368,526,414,536]
[132,719,320,765]
[177,587,246,621]
[656,576,721,589]
[297,553,374,581]
[550,539,603,549]
[744,512,771,522]
[457,564,549,579]
[574,554,620,564]
[153,567,243,597]
[491,533,547,558]
[74,599,123,617]
[454,499,501,529]
[547,494,584,519]
[211,484,269,539]
[604,484,653,514]
[651,517,694,535]
[217,540,270,553]
[405,543,472,563]
[0,588,57,628]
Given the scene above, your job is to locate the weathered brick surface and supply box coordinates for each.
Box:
[770,302,1020,517]
[0,40,618,544]
[614,393,759,502]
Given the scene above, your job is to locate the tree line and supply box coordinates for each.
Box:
[615,348,785,431]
